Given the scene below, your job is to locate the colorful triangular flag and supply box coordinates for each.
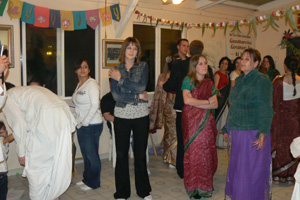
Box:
[34,6,49,28]
[86,9,100,30]
[49,9,60,28]
[0,0,8,16]
[7,0,23,19]
[60,10,74,31]
[99,7,112,26]
[110,4,121,22]
[21,2,35,24]
[73,11,87,30]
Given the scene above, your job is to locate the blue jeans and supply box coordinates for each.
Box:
[0,173,7,200]
[77,123,103,189]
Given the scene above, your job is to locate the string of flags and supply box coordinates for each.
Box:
[0,0,121,30]
[134,4,300,36]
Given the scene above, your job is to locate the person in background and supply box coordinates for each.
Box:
[223,48,273,200]
[230,57,242,88]
[214,57,231,149]
[100,78,116,134]
[189,40,214,82]
[72,59,103,191]
[0,121,14,200]
[261,55,280,81]
[149,52,177,169]
[28,76,46,87]
[182,54,218,199]
[161,39,190,178]
[271,55,300,185]
[109,37,152,200]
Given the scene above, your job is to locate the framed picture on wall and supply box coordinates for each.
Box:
[103,39,123,68]
[0,25,14,68]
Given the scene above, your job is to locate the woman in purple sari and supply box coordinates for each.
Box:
[182,54,218,199]
[223,49,273,200]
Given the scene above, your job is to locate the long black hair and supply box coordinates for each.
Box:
[284,55,299,96]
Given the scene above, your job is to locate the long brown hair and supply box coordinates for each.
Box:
[187,54,207,88]
[119,37,142,65]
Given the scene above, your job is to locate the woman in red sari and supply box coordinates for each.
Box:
[182,54,218,199]
[271,55,300,185]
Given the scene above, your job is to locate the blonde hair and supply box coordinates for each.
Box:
[187,54,207,88]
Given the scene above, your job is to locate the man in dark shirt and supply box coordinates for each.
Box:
[100,79,116,134]
[161,38,189,178]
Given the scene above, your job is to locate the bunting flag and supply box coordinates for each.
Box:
[21,2,34,24]
[0,0,8,16]
[7,0,22,19]
[34,6,49,27]
[73,11,87,30]
[110,4,120,22]
[99,7,112,26]
[60,10,74,31]
[86,9,100,30]
[49,9,60,28]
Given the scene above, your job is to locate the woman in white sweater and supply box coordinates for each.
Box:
[72,59,103,191]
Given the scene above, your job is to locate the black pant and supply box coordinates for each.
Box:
[176,112,184,178]
[113,116,152,199]
[0,173,7,200]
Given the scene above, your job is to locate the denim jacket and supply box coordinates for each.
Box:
[111,61,149,108]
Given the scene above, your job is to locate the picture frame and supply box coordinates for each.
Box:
[103,39,123,68]
[0,25,14,68]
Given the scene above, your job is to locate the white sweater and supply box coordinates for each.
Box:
[72,78,102,128]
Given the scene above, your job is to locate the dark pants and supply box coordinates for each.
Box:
[0,173,7,200]
[113,116,152,199]
[176,112,184,178]
[77,123,103,189]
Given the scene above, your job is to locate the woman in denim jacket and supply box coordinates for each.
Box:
[109,37,152,200]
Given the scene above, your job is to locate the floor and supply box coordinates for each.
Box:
[7,149,294,200]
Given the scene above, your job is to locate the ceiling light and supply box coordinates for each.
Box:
[172,0,184,5]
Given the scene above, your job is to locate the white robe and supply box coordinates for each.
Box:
[290,137,300,200]
[0,86,77,200]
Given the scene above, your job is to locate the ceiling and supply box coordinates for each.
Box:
[194,0,296,11]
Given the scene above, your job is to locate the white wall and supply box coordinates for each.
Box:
[0,0,298,173]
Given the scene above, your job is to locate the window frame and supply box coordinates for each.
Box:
[133,22,187,93]
[21,21,100,99]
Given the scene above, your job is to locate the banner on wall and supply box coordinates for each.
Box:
[225,31,255,59]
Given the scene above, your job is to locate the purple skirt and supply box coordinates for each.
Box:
[225,130,272,200]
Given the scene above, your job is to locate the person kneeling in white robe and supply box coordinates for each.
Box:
[290,137,300,200]
[0,86,77,200]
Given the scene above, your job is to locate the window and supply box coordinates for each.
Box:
[133,24,182,92]
[25,24,57,93]
[133,24,155,92]
[22,22,98,97]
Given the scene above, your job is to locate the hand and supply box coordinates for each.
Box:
[253,133,265,150]
[186,91,192,98]
[18,156,25,166]
[139,91,148,101]
[109,68,121,81]
[0,56,9,73]
[208,96,216,104]
[223,133,228,142]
